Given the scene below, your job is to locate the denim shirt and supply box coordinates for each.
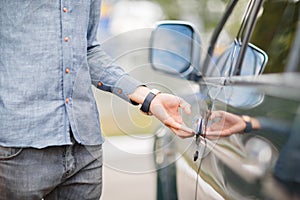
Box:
[0,0,142,148]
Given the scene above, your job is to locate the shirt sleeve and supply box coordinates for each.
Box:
[86,0,143,103]
[257,116,291,135]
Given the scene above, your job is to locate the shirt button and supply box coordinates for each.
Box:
[65,98,69,104]
[63,7,68,12]
[97,81,102,87]
[64,37,69,42]
[117,89,122,94]
[65,68,70,74]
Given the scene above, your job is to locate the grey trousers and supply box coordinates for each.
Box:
[0,141,102,200]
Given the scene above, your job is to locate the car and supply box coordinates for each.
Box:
[149,0,300,199]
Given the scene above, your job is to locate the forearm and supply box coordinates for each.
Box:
[87,44,143,103]
[87,2,143,103]
[256,116,291,134]
[243,115,291,134]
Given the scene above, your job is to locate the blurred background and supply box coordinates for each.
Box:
[95,0,227,199]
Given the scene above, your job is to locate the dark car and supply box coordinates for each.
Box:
[149,0,300,199]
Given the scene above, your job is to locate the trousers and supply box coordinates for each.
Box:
[0,139,102,200]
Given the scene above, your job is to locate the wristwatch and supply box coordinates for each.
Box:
[242,115,252,133]
[140,89,161,115]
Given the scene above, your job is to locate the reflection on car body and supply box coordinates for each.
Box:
[150,0,300,199]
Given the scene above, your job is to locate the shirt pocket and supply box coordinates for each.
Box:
[0,146,23,160]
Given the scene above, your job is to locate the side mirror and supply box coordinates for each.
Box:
[207,40,268,77]
[150,21,201,77]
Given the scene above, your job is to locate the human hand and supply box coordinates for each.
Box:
[150,93,194,138]
[205,110,246,139]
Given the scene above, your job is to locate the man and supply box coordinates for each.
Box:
[0,1,194,199]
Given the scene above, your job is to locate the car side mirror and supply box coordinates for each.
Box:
[150,21,201,78]
[207,40,268,77]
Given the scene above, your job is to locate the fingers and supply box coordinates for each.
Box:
[178,97,192,115]
[163,116,194,138]
[205,129,231,137]
[179,124,194,135]
[209,110,226,120]
[169,126,195,138]
[163,116,193,133]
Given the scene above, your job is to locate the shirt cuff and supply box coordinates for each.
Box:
[112,74,143,105]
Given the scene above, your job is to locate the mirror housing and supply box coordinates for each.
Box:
[150,21,201,79]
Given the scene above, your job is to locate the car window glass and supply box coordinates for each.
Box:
[206,0,249,77]
[207,0,299,77]
[250,0,299,73]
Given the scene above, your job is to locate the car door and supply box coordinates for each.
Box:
[196,0,299,199]
[150,0,299,199]
[194,1,271,199]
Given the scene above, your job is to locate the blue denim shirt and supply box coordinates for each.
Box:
[0,0,142,148]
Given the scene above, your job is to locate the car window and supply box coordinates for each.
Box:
[207,0,299,77]
[206,0,251,77]
[250,0,299,73]
[214,1,249,48]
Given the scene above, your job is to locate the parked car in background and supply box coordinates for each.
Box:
[150,0,300,199]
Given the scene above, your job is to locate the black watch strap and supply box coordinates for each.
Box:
[244,121,252,133]
[140,89,160,115]
[242,115,252,133]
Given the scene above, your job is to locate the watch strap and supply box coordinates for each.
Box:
[244,121,252,133]
[140,89,160,115]
[242,115,252,133]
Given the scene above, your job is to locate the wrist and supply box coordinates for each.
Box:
[140,89,161,115]
[129,86,150,105]
[250,117,261,130]
[241,115,252,133]
[241,115,261,133]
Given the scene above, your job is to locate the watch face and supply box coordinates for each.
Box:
[242,115,251,122]
[151,89,161,95]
